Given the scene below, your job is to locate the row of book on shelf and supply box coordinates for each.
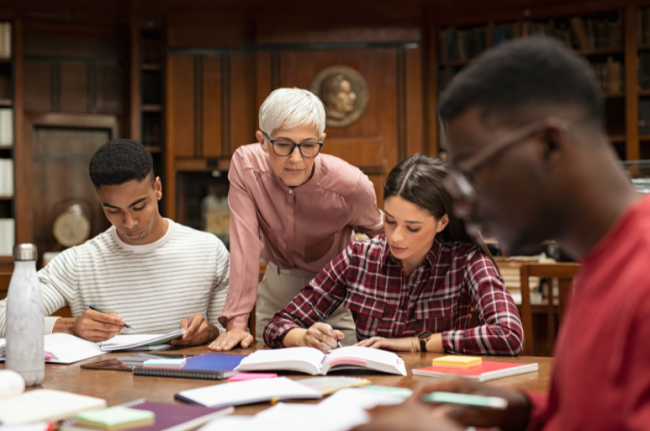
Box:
[0,22,10,59]
[638,98,650,135]
[638,7,650,47]
[439,14,622,64]
[439,57,623,95]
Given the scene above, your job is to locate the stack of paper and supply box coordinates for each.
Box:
[176,377,322,408]
[198,388,406,431]
[0,390,106,424]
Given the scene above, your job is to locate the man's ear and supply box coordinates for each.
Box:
[437,213,450,233]
[154,176,162,200]
[540,121,568,163]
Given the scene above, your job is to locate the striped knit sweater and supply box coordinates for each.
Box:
[0,219,229,337]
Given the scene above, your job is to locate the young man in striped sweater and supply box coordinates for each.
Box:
[0,139,229,346]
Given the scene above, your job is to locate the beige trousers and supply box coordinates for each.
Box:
[256,262,357,346]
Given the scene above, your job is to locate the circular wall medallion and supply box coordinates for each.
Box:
[310,65,369,128]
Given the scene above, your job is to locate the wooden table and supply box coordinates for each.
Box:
[1,346,553,415]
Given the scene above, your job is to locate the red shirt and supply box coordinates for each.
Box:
[527,195,650,430]
[264,235,524,355]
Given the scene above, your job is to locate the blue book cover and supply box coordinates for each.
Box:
[133,353,247,380]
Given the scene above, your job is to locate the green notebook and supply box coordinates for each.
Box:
[75,406,155,431]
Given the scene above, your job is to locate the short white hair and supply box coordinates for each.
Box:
[259,88,326,136]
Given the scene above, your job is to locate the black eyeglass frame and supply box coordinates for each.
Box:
[262,131,323,159]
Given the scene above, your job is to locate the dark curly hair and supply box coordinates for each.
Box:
[89,139,154,188]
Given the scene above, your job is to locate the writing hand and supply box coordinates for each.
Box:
[54,309,125,342]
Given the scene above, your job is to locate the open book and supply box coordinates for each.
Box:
[235,346,407,376]
[98,330,185,352]
[0,334,103,364]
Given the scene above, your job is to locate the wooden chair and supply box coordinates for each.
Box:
[519,262,580,356]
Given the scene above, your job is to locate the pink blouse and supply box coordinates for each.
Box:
[218,144,383,331]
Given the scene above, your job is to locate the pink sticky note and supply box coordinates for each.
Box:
[228,372,278,382]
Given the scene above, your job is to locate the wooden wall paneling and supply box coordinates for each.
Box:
[23,61,50,112]
[425,26,438,157]
[405,46,424,159]
[202,54,222,158]
[255,51,272,113]
[229,53,256,155]
[625,5,639,161]
[95,64,125,115]
[193,55,204,158]
[130,27,140,140]
[59,63,88,113]
[164,54,194,219]
[167,54,195,159]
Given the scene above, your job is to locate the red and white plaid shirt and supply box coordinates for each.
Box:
[264,235,524,355]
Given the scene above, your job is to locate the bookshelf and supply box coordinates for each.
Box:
[130,26,165,215]
[435,9,631,160]
[0,21,13,261]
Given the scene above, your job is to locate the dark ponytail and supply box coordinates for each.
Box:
[384,154,495,261]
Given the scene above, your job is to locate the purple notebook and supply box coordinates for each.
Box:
[133,353,247,380]
[60,400,233,431]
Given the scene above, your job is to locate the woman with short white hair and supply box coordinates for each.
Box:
[210,88,383,351]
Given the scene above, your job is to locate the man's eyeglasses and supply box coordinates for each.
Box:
[262,132,323,158]
[442,118,568,206]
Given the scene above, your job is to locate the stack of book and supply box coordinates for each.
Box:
[0,23,10,59]
[591,56,624,94]
[0,159,13,196]
[0,218,14,256]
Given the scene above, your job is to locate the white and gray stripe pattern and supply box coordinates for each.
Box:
[0,219,229,337]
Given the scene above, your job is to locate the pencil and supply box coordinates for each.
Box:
[306,300,343,349]
[86,304,135,329]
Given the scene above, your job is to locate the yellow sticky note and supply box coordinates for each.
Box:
[432,356,482,368]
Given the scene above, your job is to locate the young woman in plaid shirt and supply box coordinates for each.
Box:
[264,154,524,356]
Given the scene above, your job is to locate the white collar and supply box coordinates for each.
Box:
[110,218,175,254]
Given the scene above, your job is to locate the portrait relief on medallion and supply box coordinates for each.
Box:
[309,66,369,128]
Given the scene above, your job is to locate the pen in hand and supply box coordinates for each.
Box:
[86,304,135,329]
[305,300,343,349]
